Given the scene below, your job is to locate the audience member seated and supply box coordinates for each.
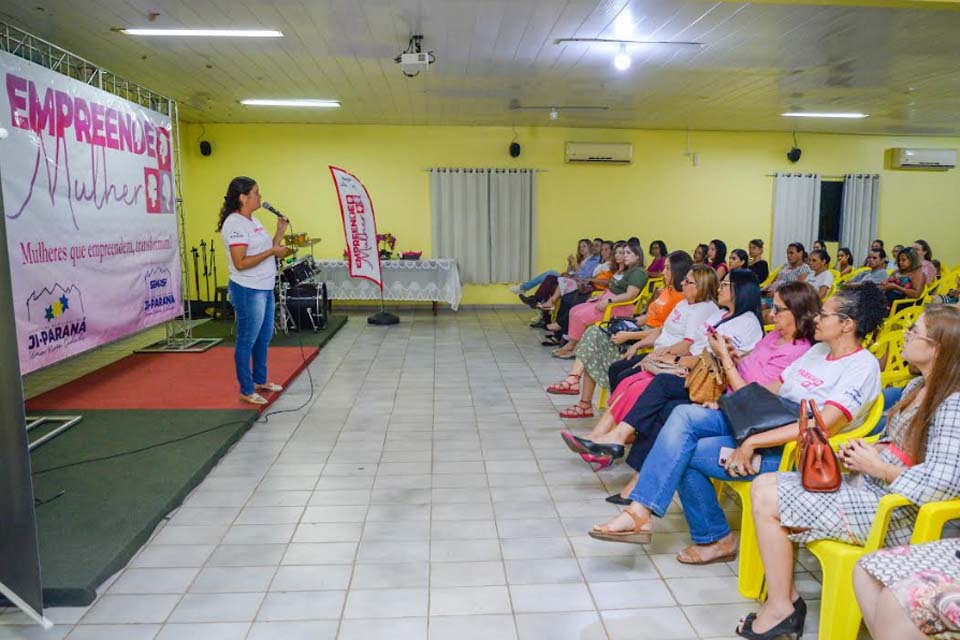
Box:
[541,240,617,342]
[547,251,691,418]
[805,248,835,299]
[844,248,889,289]
[747,238,769,284]
[889,244,905,270]
[854,538,960,640]
[864,239,885,266]
[555,263,719,432]
[550,243,648,359]
[707,239,729,279]
[513,238,598,306]
[647,240,668,276]
[598,280,820,505]
[762,242,813,300]
[562,268,766,469]
[727,248,748,273]
[882,247,927,310]
[812,239,826,252]
[740,304,960,639]
[693,243,709,265]
[585,284,884,576]
[913,239,938,284]
[835,246,854,277]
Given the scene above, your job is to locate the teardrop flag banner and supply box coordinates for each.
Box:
[329,166,382,289]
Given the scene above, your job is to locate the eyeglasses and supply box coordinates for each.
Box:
[906,323,938,345]
[720,280,732,289]
[771,304,787,315]
[682,278,696,287]
[816,311,850,321]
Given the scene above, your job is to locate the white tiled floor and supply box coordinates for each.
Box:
[1,309,837,640]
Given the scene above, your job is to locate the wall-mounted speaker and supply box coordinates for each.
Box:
[787,146,802,163]
[200,140,212,156]
[509,142,521,158]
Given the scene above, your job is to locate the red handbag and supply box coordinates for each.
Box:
[796,399,842,492]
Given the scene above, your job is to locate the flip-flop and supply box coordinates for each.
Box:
[588,509,652,544]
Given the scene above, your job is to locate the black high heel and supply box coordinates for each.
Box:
[736,597,806,640]
[605,493,631,506]
[574,436,625,460]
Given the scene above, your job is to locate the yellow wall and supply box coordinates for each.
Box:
[180,123,960,305]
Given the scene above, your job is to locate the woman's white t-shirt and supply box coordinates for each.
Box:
[701,309,764,356]
[221,213,277,290]
[778,343,881,429]
[654,300,720,350]
[806,269,835,295]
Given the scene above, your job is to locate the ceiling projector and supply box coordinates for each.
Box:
[395,35,434,77]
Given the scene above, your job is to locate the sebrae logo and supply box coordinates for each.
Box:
[24,283,87,357]
[143,265,177,315]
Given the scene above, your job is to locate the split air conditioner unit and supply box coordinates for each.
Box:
[891,148,957,169]
[565,142,633,164]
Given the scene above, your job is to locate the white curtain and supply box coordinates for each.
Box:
[430,168,537,284]
[772,173,821,260]
[840,174,880,264]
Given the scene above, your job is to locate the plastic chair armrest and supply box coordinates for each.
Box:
[910,499,960,544]
[863,493,914,552]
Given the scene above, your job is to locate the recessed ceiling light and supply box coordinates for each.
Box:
[781,112,867,119]
[120,28,283,37]
[241,99,341,108]
[549,108,559,121]
[613,45,631,71]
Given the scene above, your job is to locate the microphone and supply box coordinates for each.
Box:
[261,201,288,220]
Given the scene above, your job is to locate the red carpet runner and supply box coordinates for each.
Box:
[26,346,317,411]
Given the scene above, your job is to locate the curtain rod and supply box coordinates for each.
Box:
[764,173,879,180]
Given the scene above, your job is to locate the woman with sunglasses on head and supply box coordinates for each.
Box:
[742,304,960,640]
[587,284,883,575]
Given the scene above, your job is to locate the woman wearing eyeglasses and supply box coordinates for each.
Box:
[743,304,960,640]
[586,284,884,578]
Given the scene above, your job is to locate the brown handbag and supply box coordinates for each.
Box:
[796,399,842,492]
[684,350,727,404]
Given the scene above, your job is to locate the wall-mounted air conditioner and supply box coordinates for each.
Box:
[565,142,633,164]
[891,148,957,169]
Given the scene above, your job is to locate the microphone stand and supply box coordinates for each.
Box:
[199,239,210,302]
[209,241,218,294]
[190,247,200,303]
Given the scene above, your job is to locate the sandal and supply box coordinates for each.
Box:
[588,508,652,544]
[552,349,576,360]
[546,322,561,332]
[255,382,283,392]
[676,537,738,565]
[559,401,594,419]
[240,392,269,405]
[541,335,562,347]
[547,374,581,395]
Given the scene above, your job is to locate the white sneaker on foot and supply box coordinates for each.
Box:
[508,285,522,294]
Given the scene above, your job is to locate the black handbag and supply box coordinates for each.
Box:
[718,382,804,443]
[598,318,641,336]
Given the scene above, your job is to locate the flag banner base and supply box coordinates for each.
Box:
[367,311,399,326]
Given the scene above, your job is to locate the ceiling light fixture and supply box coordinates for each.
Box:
[241,99,340,108]
[613,45,631,71]
[119,28,283,37]
[781,112,868,119]
[549,108,559,121]
[554,37,703,47]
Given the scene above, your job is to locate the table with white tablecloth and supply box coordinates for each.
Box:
[312,259,463,312]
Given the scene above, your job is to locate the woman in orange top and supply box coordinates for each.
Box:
[546,251,693,418]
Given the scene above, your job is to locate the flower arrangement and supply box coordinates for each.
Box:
[377,233,397,259]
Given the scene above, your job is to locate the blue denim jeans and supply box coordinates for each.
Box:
[629,404,784,544]
[229,280,275,396]
[520,270,560,291]
[874,386,906,435]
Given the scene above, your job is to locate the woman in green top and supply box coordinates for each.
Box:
[552,243,648,358]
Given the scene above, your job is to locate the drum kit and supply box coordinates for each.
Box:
[276,254,328,333]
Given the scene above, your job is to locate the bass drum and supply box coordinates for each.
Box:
[286,282,327,331]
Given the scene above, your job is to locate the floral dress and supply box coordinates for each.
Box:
[777,379,960,547]
[859,539,960,639]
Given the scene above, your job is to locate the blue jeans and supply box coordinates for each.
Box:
[629,404,784,544]
[874,386,905,435]
[229,280,275,396]
[520,270,560,291]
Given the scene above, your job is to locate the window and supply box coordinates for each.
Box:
[818,181,844,242]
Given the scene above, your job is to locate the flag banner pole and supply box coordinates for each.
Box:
[329,166,398,325]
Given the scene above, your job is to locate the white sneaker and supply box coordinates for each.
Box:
[508,285,522,294]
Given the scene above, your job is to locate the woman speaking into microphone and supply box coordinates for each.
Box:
[217,176,293,405]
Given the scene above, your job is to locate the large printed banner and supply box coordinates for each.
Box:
[330,165,382,288]
[0,51,182,373]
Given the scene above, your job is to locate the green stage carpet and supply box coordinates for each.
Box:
[29,409,259,605]
[184,314,348,347]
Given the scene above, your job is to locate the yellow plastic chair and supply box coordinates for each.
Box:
[867,331,913,389]
[889,279,937,317]
[761,265,782,290]
[836,266,869,286]
[721,394,885,599]
[806,495,960,640]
